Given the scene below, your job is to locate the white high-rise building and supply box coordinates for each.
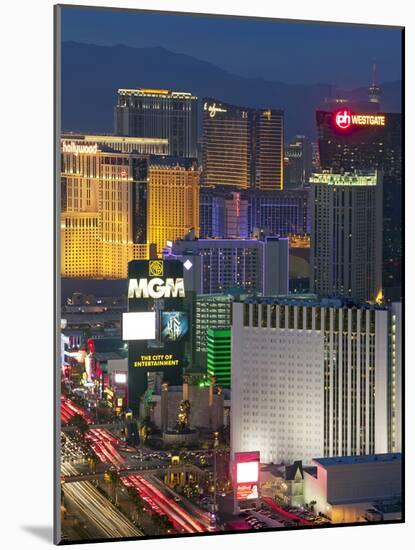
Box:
[390,302,402,453]
[231,297,400,465]
[310,171,383,303]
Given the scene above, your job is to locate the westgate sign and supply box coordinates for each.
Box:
[128,277,185,299]
[334,109,386,130]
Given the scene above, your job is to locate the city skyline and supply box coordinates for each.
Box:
[56,5,403,545]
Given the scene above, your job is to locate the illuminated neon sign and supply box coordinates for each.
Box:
[334,110,386,130]
[62,141,99,156]
[204,102,227,118]
[133,353,180,368]
[234,451,260,502]
[128,277,185,299]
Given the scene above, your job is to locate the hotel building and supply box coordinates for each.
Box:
[247,188,310,236]
[166,235,289,296]
[284,135,313,188]
[61,136,200,278]
[61,136,155,279]
[231,297,401,465]
[114,88,198,158]
[310,171,382,303]
[316,109,402,300]
[207,328,231,388]
[147,157,200,257]
[202,98,284,190]
[200,186,310,239]
[195,294,234,371]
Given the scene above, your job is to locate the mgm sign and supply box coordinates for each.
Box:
[125,260,191,413]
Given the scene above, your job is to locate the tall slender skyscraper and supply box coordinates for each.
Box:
[147,157,200,257]
[114,88,198,158]
[316,108,402,300]
[310,171,383,303]
[202,98,283,190]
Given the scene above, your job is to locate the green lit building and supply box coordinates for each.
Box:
[195,294,234,370]
[207,328,231,388]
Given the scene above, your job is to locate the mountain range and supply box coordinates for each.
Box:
[61,41,402,140]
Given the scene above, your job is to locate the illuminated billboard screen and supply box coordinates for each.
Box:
[161,311,189,342]
[236,483,259,500]
[234,451,260,501]
[114,372,127,384]
[236,461,259,483]
[122,311,156,341]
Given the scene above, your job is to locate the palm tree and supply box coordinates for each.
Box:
[126,487,145,524]
[87,454,100,474]
[108,470,120,505]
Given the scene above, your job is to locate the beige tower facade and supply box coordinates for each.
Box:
[147,158,200,257]
[60,137,155,279]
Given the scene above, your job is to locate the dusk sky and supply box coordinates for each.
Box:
[61,6,402,89]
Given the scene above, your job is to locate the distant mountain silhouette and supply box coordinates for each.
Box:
[61,41,402,140]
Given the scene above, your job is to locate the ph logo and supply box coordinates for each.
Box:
[335,109,352,130]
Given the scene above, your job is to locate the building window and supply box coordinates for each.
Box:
[279,305,286,328]
[252,304,259,327]
[261,305,268,328]
[243,303,250,327]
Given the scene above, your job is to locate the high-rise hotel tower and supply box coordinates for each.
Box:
[61,135,200,278]
[61,135,162,279]
[310,171,382,303]
[316,108,402,300]
[114,88,198,158]
[231,297,401,465]
[147,157,200,256]
[202,98,284,190]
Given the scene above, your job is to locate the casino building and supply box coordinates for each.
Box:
[61,136,200,278]
[165,234,289,296]
[114,88,198,158]
[231,297,401,465]
[316,108,402,300]
[202,98,284,190]
[310,171,383,304]
[200,186,310,239]
[61,135,157,279]
[194,294,234,371]
[147,157,200,257]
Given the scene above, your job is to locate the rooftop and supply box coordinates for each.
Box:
[243,295,389,310]
[310,171,379,186]
[313,453,402,468]
[61,134,168,145]
[148,155,198,169]
[118,88,197,99]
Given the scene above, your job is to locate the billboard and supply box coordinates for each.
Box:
[236,483,259,500]
[122,311,156,341]
[127,260,192,410]
[161,311,189,342]
[234,451,260,503]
